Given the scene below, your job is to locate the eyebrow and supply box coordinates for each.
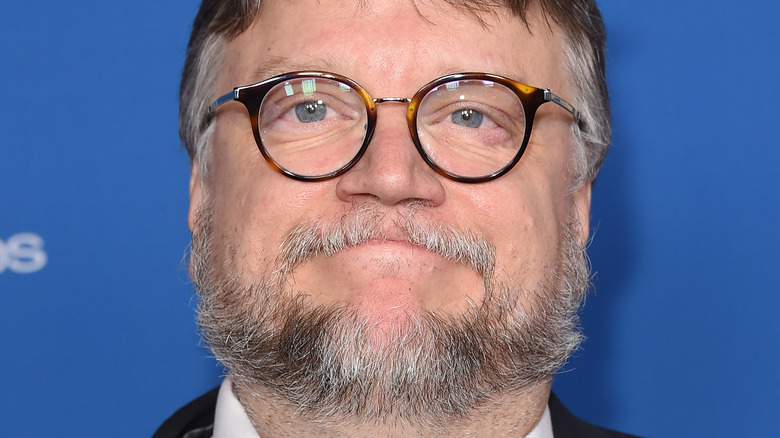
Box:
[435,63,530,84]
[247,58,531,91]
[248,56,345,84]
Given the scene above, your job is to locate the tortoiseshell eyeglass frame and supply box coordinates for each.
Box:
[208,71,580,183]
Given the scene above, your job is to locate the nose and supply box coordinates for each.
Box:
[335,103,446,207]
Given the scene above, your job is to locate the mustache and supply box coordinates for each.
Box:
[275,204,496,281]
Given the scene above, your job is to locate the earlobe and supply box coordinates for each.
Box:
[188,162,204,232]
[572,180,592,246]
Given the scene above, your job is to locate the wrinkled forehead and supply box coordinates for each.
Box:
[219,0,567,96]
[235,0,552,44]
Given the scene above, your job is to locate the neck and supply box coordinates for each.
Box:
[233,379,552,438]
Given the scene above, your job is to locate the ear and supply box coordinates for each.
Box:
[572,180,592,246]
[188,161,204,232]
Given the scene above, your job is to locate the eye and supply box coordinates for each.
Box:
[294,100,328,123]
[451,108,484,128]
[447,107,499,131]
[271,96,343,128]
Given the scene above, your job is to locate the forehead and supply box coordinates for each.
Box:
[218,0,568,97]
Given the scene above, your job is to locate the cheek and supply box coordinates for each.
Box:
[206,134,337,279]
[203,127,292,276]
[458,177,564,289]
[206,185,277,279]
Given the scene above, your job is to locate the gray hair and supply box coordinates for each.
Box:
[179,0,610,186]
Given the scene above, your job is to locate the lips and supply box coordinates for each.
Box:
[275,209,495,285]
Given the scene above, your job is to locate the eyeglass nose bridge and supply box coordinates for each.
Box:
[360,97,420,165]
[369,96,415,136]
[372,97,412,105]
[364,96,425,173]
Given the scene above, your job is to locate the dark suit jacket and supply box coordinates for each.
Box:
[153,388,639,438]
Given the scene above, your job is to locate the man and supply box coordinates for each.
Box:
[156,0,636,436]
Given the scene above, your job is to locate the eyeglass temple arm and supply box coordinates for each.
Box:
[207,90,240,120]
[544,90,581,121]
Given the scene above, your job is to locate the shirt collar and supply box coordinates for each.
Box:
[213,377,260,438]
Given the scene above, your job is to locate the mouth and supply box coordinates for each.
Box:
[269,210,497,320]
[275,211,495,283]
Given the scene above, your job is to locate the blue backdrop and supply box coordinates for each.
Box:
[2,1,778,436]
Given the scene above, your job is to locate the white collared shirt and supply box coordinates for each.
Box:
[212,378,553,438]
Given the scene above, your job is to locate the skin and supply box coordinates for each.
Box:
[188,0,592,435]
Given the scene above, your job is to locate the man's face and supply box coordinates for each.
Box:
[189,0,591,421]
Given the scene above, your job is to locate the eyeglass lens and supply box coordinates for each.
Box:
[255,76,528,179]
[416,80,527,178]
[258,77,368,179]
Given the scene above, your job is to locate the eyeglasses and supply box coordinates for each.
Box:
[209,71,579,183]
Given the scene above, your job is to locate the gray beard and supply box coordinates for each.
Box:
[191,201,589,426]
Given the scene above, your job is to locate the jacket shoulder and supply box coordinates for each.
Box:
[549,393,642,438]
[153,387,219,438]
